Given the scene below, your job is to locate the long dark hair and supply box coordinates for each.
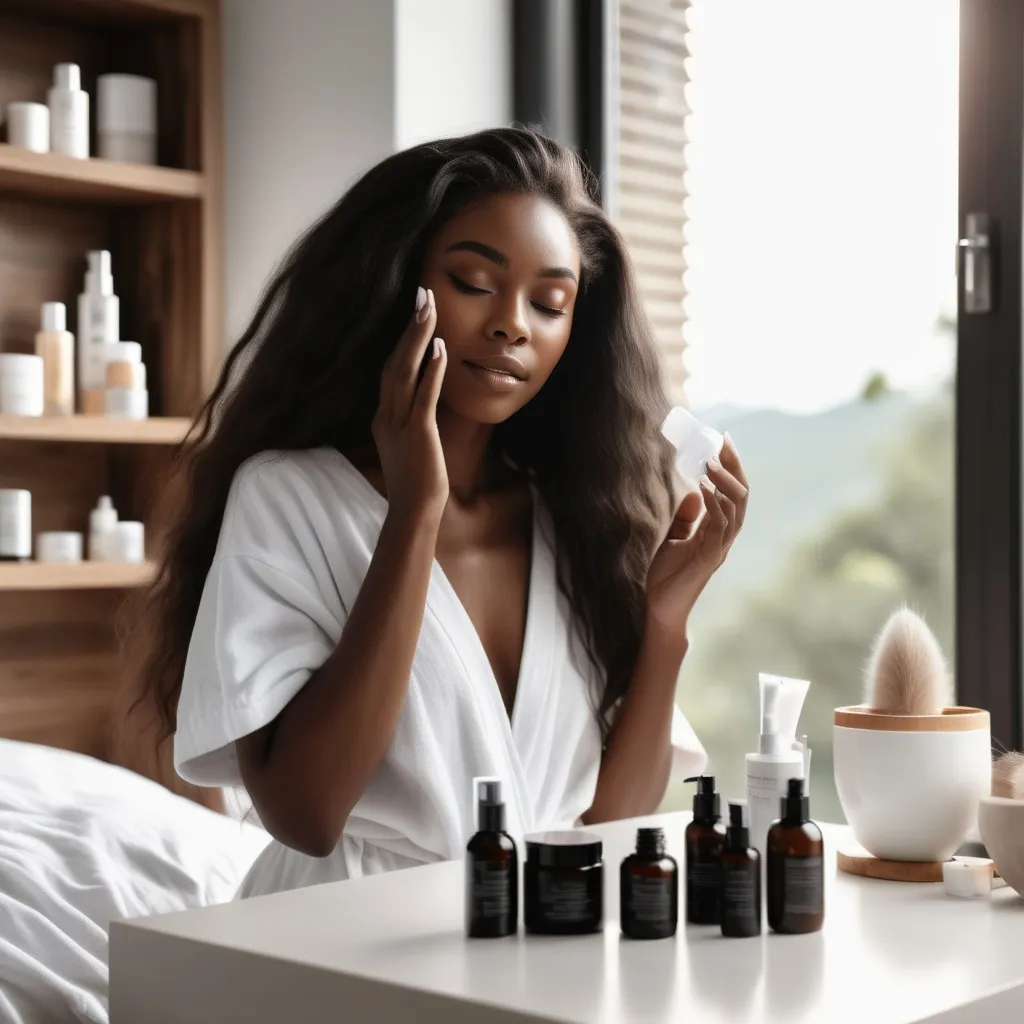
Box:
[117,127,674,801]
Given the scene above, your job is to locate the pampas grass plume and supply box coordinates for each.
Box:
[992,751,1024,799]
[865,607,951,715]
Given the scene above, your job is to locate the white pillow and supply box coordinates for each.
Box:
[0,739,269,1024]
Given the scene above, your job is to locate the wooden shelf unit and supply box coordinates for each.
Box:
[0,0,222,762]
[0,560,155,591]
[0,414,191,444]
[0,143,203,203]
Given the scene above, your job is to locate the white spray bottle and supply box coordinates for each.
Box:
[744,673,811,868]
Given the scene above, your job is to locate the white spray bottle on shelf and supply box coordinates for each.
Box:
[77,250,120,412]
[744,673,811,870]
[88,495,118,562]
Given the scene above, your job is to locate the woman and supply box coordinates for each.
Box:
[128,127,748,899]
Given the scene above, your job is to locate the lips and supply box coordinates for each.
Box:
[463,354,528,381]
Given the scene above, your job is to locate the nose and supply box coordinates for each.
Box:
[486,294,530,346]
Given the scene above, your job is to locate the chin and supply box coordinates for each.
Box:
[441,388,525,425]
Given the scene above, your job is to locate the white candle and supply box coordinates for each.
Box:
[942,857,994,898]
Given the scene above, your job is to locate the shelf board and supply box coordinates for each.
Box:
[0,560,155,591]
[0,144,203,204]
[0,414,191,445]
[1,0,214,22]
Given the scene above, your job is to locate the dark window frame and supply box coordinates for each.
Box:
[512,0,608,194]
[956,0,1023,751]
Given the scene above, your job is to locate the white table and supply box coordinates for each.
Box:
[109,812,1024,1023]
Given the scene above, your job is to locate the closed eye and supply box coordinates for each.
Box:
[448,273,567,318]
[532,302,566,318]
[448,273,490,296]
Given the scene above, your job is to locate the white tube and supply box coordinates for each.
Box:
[745,673,812,863]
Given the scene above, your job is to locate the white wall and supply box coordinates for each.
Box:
[394,0,513,150]
[221,0,397,344]
[222,0,513,347]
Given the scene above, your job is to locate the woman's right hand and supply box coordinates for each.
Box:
[372,286,449,522]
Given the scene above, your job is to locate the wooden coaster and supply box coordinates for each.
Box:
[837,844,1002,883]
[837,846,945,882]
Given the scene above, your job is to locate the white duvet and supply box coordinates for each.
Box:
[0,739,269,1024]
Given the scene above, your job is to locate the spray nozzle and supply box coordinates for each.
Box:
[476,779,501,805]
[729,802,746,828]
[726,800,751,850]
[474,777,505,833]
[781,776,810,823]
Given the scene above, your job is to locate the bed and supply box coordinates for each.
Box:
[0,738,268,1024]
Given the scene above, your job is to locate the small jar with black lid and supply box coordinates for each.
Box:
[524,830,604,934]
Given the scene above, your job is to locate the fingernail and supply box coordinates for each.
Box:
[415,286,426,313]
[418,288,435,324]
[723,431,733,445]
[707,456,720,471]
[433,337,445,359]
[700,475,714,491]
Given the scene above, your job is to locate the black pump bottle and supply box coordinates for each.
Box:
[684,774,726,924]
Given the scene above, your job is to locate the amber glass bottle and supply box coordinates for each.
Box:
[721,801,761,938]
[466,779,518,938]
[684,774,725,925]
[620,827,678,939]
[767,777,824,934]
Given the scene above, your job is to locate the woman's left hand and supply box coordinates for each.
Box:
[645,434,749,643]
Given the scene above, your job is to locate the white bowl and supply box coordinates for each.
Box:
[978,796,1024,896]
[833,705,990,862]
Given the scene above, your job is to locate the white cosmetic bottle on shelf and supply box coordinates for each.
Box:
[744,673,811,869]
[35,302,75,417]
[48,63,90,159]
[77,251,120,413]
[88,495,118,562]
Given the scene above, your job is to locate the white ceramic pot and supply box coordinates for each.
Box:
[978,796,1024,896]
[833,705,991,862]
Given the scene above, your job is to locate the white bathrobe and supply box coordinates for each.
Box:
[175,448,706,899]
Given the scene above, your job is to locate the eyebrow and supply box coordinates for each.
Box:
[446,239,579,284]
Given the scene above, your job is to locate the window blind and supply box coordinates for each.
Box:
[615,0,690,402]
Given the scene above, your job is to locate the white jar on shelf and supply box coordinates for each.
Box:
[6,102,50,153]
[112,521,145,564]
[97,73,157,165]
[0,354,44,417]
[0,490,31,561]
[37,531,83,564]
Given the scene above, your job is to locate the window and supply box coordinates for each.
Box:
[615,0,960,820]
[515,0,1023,809]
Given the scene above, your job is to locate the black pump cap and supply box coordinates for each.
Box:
[726,800,750,850]
[684,774,721,822]
[780,776,810,824]
[476,778,505,833]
